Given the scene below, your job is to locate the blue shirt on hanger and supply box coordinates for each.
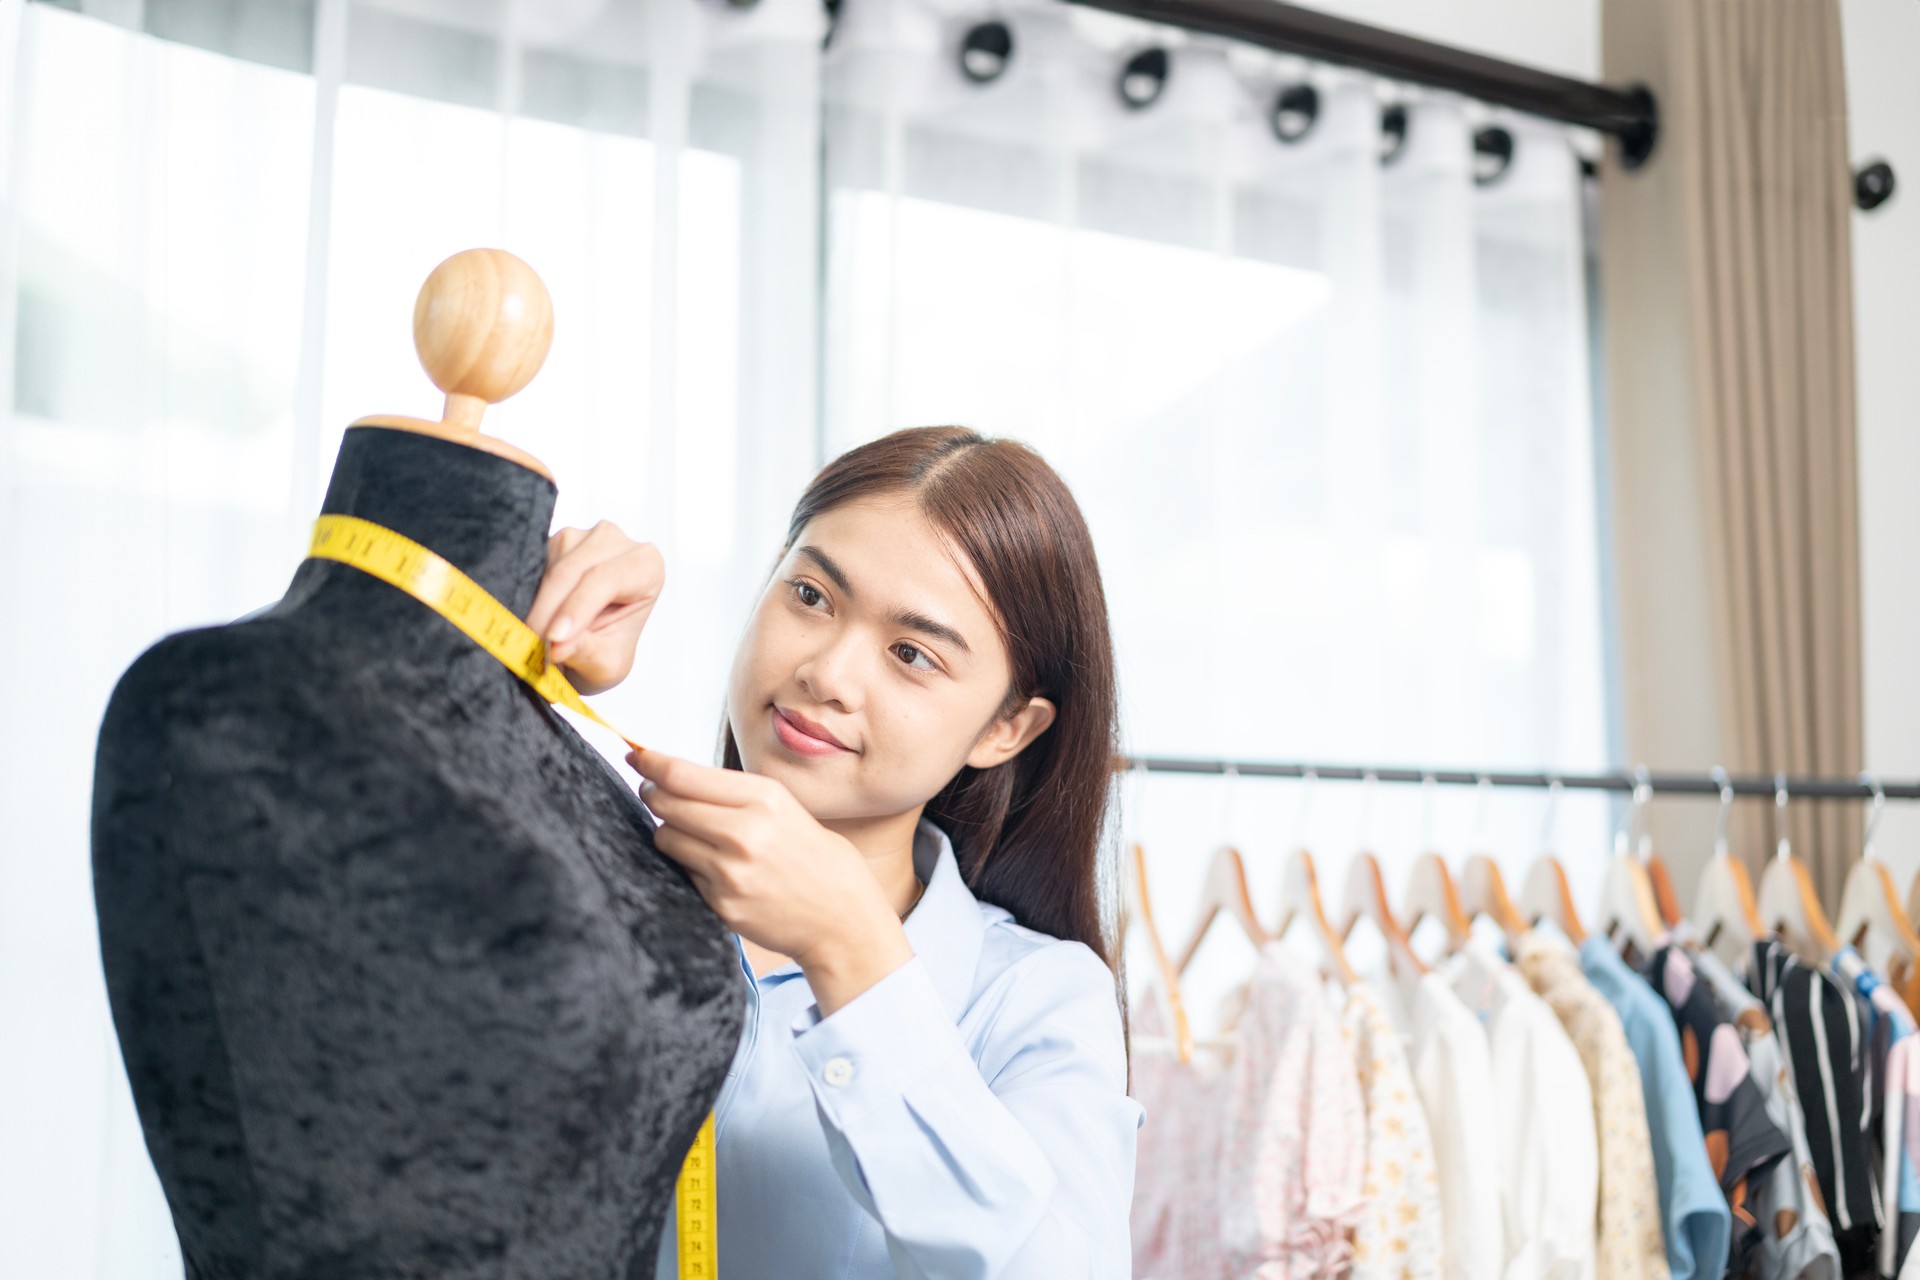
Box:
[652,817,1143,1280]
[1580,937,1732,1280]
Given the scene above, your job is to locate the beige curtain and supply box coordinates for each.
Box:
[1673,0,1863,906]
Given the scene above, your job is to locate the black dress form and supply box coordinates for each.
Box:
[91,425,743,1279]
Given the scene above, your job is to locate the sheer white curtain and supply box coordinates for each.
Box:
[818,0,1611,1024]
[0,0,821,1270]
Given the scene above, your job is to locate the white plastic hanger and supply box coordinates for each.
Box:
[1836,773,1920,966]
[1518,777,1589,944]
[1457,775,1528,941]
[1692,765,1763,967]
[1599,771,1667,956]
[1755,772,1838,959]
[1403,773,1473,955]
[1272,769,1358,985]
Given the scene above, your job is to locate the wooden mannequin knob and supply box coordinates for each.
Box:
[415,248,554,433]
[351,247,555,478]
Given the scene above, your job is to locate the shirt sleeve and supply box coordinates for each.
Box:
[786,941,1144,1279]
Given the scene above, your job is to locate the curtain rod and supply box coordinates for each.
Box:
[1058,0,1659,168]
[1116,757,1920,801]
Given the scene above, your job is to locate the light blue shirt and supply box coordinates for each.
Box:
[1579,938,1731,1280]
[653,817,1144,1279]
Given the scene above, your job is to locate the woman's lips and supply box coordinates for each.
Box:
[772,706,852,757]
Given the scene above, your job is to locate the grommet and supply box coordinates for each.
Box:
[960,20,1014,85]
[1379,104,1409,166]
[1271,83,1319,144]
[1118,47,1169,111]
[1473,126,1514,186]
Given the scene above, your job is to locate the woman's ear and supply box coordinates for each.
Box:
[964,696,1057,771]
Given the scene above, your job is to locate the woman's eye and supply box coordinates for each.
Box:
[788,579,825,609]
[894,643,936,672]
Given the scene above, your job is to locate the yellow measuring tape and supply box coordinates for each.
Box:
[308,512,719,1279]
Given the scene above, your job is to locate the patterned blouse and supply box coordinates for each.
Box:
[1341,982,1444,1280]
[1515,932,1672,1280]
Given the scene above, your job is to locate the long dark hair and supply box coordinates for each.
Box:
[720,425,1122,980]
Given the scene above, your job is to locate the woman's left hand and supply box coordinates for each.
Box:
[626,746,914,1012]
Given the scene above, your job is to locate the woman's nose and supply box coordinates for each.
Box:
[793,638,862,711]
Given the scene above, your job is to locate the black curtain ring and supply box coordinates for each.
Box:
[1473,125,1514,185]
[960,20,1014,85]
[1857,160,1896,212]
[1271,83,1319,144]
[1118,47,1170,111]
[1379,103,1409,166]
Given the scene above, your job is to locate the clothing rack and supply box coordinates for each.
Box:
[1117,757,1920,802]
[1059,0,1660,167]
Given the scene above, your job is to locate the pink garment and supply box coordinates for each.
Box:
[1131,993,1231,1280]
[1129,946,1368,1280]
[1219,944,1368,1279]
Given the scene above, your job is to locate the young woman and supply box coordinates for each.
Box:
[526,425,1143,1278]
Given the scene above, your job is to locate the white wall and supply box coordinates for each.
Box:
[1845,0,1920,884]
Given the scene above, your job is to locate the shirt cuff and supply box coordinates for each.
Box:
[788,954,969,1128]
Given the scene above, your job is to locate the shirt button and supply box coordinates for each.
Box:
[822,1056,856,1087]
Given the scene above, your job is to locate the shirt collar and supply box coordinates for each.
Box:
[737,816,991,1020]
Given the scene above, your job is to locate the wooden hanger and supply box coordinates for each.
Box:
[1692,767,1763,966]
[1174,844,1274,973]
[1452,776,1528,941]
[1399,773,1472,955]
[1402,852,1474,953]
[1274,846,1359,985]
[1600,775,1667,956]
[1338,850,1427,977]
[1755,774,1839,959]
[1836,776,1920,965]
[1125,841,1195,1063]
[1517,779,1588,944]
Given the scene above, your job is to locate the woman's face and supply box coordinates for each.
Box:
[726,494,1055,823]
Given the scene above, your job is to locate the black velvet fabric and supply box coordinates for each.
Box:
[91,426,743,1279]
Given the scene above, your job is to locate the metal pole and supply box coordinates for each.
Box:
[1059,0,1659,167]
[1116,757,1920,801]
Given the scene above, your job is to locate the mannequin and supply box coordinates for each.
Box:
[90,250,742,1277]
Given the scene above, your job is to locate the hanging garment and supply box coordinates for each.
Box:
[1340,983,1445,1280]
[1689,945,1842,1280]
[1130,992,1232,1280]
[1218,944,1368,1279]
[89,427,744,1278]
[1375,970,1507,1280]
[1581,939,1734,1280]
[1644,944,1795,1277]
[1748,939,1883,1275]
[1445,938,1599,1280]
[1514,932,1672,1280]
[1831,946,1920,1277]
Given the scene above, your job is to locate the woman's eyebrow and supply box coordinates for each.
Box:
[797,545,972,658]
[797,545,855,597]
[890,608,972,658]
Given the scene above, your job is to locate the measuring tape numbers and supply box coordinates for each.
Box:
[307,512,720,1279]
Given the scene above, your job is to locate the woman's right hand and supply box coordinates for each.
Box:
[525,521,664,696]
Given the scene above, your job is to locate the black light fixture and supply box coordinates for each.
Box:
[1378,103,1408,165]
[1472,125,1514,185]
[960,20,1014,85]
[1856,160,1896,212]
[1271,83,1319,144]
[1118,47,1170,110]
